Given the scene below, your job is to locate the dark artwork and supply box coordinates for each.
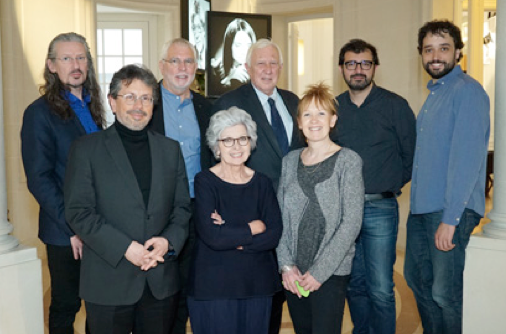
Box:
[181,0,211,70]
[207,11,271,97]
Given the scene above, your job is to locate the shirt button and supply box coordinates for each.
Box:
[179,125,182,128]
[424,110,427,113]
[456,218,460,222]
[420,128,423,131]
[180,142,184,146]
[431,92,435,95]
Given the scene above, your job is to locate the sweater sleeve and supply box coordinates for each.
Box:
[242,177,283,253]
[276,155,295,268]
[194,172,254,250]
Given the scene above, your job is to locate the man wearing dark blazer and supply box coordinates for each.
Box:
[212,38,302,334]
[21,32,105,334]
[65,64,191,334]
[149,38,212,334]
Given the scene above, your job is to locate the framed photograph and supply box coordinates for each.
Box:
[206,11,272,98]
[181,0,211,70]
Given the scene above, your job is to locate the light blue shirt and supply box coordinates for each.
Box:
[410,65,490,225]
[252,86,293,145]
[161,83,201,198]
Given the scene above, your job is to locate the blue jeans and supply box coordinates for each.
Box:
[404,209,480,334]
[347,197,398,334]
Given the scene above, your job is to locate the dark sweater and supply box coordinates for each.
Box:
[116,120,152,207]
[188,169,282,300]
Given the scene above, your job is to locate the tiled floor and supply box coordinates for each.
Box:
[43,194,493,334]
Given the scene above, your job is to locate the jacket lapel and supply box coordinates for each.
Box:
[245,84,283,158]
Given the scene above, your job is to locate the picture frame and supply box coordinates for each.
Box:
[181,0,211,70]
[206,11,272,98]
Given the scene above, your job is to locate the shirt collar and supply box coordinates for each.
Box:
[160,82,193,104]
[252,84,279,105]
[64,89,90,104]
[427,65,463,90]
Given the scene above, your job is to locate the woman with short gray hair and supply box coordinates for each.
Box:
[188,107,282,334]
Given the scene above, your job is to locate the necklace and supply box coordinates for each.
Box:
[302,160,323,174]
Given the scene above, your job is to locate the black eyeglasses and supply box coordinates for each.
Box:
[218,136,251,147]
[343,60,374,70]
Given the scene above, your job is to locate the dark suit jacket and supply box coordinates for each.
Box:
[64,124,191,305]
[149,83,213,170]
[21,96,89,246]
[212,83,302,190]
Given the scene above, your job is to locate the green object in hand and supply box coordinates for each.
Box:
[296,281,310,297]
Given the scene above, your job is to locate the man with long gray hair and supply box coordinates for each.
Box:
[21,32,105,334]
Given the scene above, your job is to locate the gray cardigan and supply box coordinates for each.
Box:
[276,147,364,283]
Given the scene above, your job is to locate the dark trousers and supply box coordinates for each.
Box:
[85,284,179,334]
[285,275,350,334]
[171,201,195,334]
[46,244,83,334]
[188,296,272,334]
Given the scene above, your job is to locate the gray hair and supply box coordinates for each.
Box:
[41,32,105,126]
[206,107,258,159]
[246,38,284,67]
[108,64,159,103]
[160,38,197,61]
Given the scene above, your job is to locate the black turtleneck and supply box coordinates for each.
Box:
[115,120,152,207]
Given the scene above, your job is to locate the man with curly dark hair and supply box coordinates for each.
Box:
[21,32,105,334]
[405,20,490,334]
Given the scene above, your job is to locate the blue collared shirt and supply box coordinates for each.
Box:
[410,65,490,225]
[64,90,99,134]
[161,83,201,198]
[252,86,293,145]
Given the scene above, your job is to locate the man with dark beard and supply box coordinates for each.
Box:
[21,32,105,334]
[331,39,416,334]
[404,20,490,334]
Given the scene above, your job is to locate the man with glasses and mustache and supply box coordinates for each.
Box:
[331,39,416,334]
[65,64,191,334]
[21,32,105,334]
[404,20,490,334]
[149,38,212,334]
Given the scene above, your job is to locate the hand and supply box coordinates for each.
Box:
[211,210,224,225]
[142,237,169,271]
[281,266,302,297]
[435,222,456,251]
[125,241,148,267]
[70,235,83,260]
[299,272,322,293]
[248,220,266,235]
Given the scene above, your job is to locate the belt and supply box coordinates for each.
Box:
[364,192,395,201]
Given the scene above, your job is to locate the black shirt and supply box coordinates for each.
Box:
[331,85,416,194]
[116,120,152,207]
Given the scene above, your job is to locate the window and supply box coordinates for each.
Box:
[97,13,157,125]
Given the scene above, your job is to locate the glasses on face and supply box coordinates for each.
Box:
[343,60,374,70]
[116,94,154,106]
[53,56,88,64]
[218,136,251,147]
[163,58,196,67]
